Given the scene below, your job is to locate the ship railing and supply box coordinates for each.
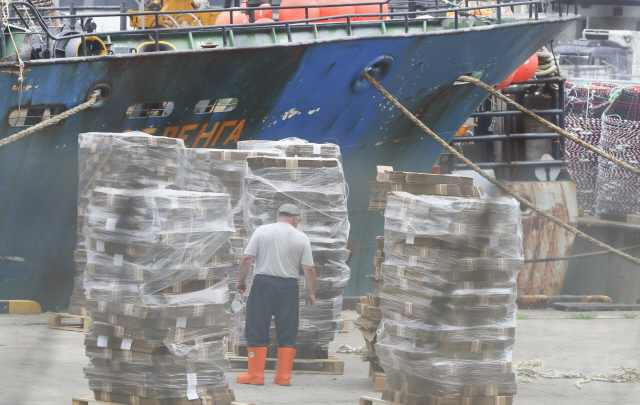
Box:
[1,0,576,58]
[442,76,568,176]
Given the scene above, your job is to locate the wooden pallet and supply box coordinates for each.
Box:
[49,313,90,332]
[226,340,329,359]
[227,353,344,375]
[360,396,395,405]
[368,363,386,392]
[72,396,254,405]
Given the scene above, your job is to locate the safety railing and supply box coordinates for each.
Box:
[442,76,567,177]
[1,0,577,59]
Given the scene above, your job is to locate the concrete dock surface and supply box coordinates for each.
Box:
[0,310,638,405]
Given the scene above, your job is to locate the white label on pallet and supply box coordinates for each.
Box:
[187,373,198,386]
[313,144,322,155]
[406,234,415,245]
[187,385,198,400]
[113,254,123,267]
[97,335,109,348]
[96,240,105,252]
[176,317,187,328]
[105,218,117,232]
[120,338,133,351]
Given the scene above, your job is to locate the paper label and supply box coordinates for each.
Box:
[96,240,105,252]
[176,317,187,328]
[406,234,415,245]
[186,385,198,400]
[113,254,123,267]
[313,144,322,155]
[105,218,117,232]
[97,335,109,348]
[169,197,179,209]
[120,338,133,350]
[187,373,198,386]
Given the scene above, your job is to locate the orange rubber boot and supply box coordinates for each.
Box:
[236,347,267,385]
[273,347,296,386]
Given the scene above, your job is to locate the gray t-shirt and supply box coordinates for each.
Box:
[244,222,314,278]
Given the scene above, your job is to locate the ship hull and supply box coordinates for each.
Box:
[0,17,576,309]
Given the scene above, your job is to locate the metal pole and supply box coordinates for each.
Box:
[408,0,415,13]
[574,0,577,14]
[529,0,532,18]
[558,0,562,17]
[120,1,127,31]
[70,2,76,27]
[454,11,457,29]
[497,0,501,24]
[0,7,6,58]
[535,0,538,19]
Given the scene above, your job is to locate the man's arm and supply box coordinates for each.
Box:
[235,254,254,292]
[303,265,316,309]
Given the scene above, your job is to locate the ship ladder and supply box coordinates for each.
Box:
[363,72,640,267]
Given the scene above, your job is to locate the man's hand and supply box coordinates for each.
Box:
[306,293,315,309]
[235,279,246,292]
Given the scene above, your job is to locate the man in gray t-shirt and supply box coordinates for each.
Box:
[235,204,315,387]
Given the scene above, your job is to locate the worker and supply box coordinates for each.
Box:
[235,204,316,386]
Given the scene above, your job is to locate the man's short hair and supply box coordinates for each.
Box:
[278,204,300,217]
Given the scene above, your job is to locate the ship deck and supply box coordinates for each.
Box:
[1,310,638,405]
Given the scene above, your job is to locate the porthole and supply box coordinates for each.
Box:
[126,102,174,118]
[8,106,66,127]
[194,98,238,114]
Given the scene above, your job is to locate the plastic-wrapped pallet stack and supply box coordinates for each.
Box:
[373,172,523,405]
[183,148,283,354]
[241,139,350,359]
[596,87,640,217]
[78,133,239,405]
[564,82,618,216]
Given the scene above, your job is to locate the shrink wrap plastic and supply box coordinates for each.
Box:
[237,137,342,163]
[78,133,238,404]
[376,192,523,398]
[242,151,350,355]
[181,148,284,349]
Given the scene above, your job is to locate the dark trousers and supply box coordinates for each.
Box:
[245,274,299,348]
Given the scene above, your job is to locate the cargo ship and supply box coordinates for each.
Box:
[0,1,577,309]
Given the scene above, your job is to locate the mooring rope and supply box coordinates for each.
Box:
[515,360,640,389]
[524,244,640,263]
[457,75,640,178]
[362,72,640,267]
[0,92,100,148]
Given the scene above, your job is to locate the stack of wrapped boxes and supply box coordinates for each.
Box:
[242,146,350,359]
[373,172,522,404]
[78,133,239,405]
[183,148,283,354]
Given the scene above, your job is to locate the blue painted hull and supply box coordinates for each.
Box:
[0,17,576,309]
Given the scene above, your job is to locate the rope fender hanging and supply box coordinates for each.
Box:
[0,91,100,148]
[362,72,640,267]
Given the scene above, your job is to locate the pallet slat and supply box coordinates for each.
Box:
[369,363,386,392]
[49,313,90,332]
[72,396,254,405]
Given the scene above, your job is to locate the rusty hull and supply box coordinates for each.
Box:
[507,181,578,296]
